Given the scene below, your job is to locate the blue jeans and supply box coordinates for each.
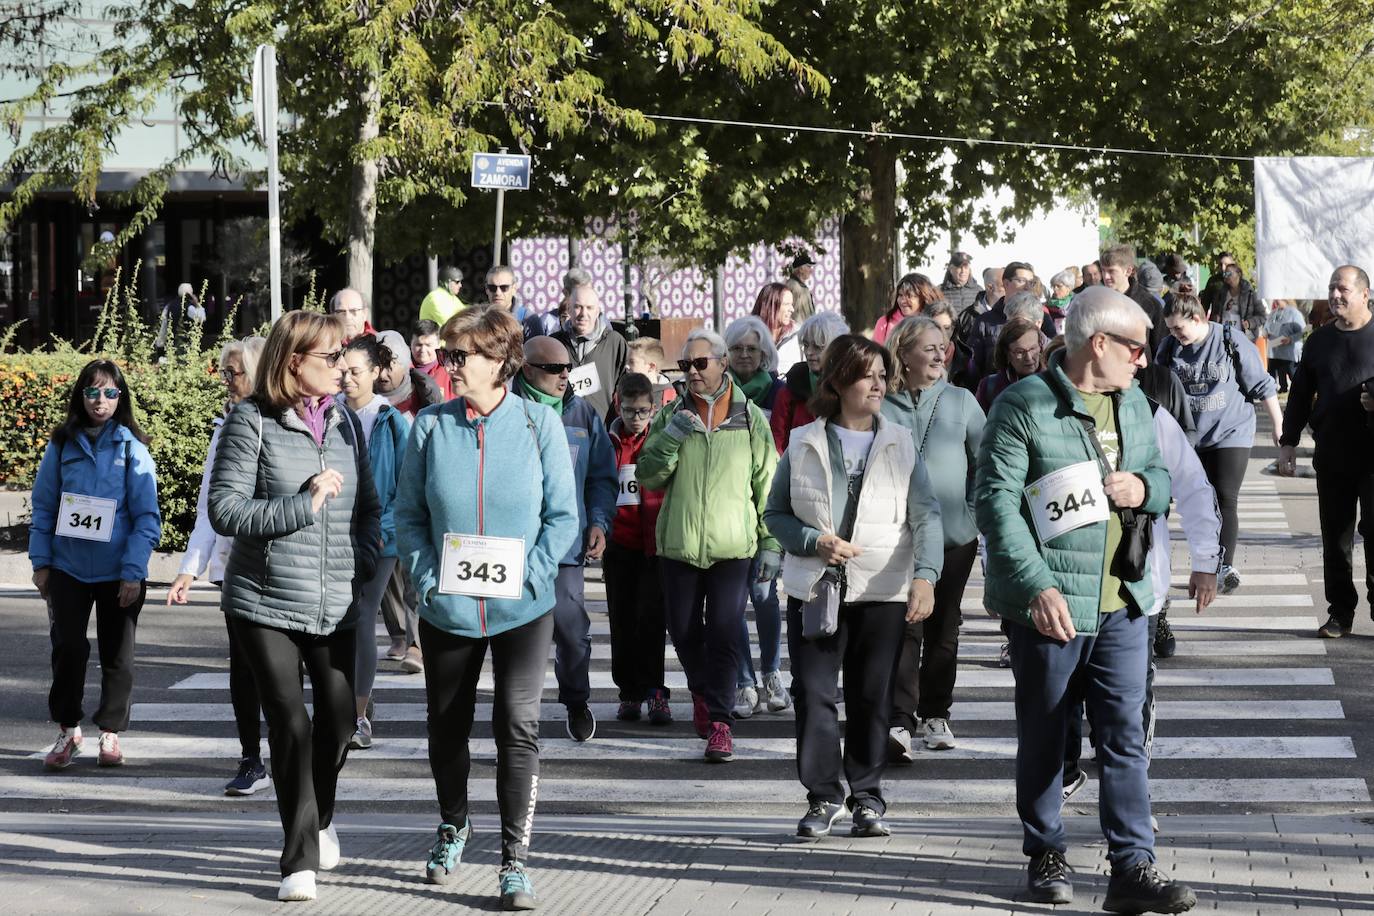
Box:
[736,554,782,687]
[1007,607,1154,870]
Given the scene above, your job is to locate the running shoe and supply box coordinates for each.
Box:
[1219,566,1241,595]
[732,685,759,719]
[762,671,791,711]
[887,726,913,764]
[999,642,1011,668]
[1063,769,1088,801]
[1318,615,1351,639]
[616,700,642,722]
[386,637,406,661]
[349,716,373,750]
[97,731,124,767]
[401,645,425,673]
[704,721,734,762]
[647,689,673,725]
[278,870,316,901]
[43,727,82,770]
[1154,611,1177,658]
[499,860,537,910]
[796,801,846,838]
[318,823,340,871]
[921,717,956,750]
[224,756,271,796]
[850,805,890,837]
[566,705,596,742]
[425,821,472,885]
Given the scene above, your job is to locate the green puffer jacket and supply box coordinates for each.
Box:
[637,380,779,569]
[974,351,1170,634]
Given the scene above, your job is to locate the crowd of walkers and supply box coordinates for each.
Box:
[27,250,1373,914]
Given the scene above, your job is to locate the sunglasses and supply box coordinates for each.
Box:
[1105,332,1147,361]
[83,387,120,401]
[219,368,243,383]
[304,349,344,367]
[486,283,512,293]
[529,362,573,375]
[678,356,718,373]
[439,348,469,369]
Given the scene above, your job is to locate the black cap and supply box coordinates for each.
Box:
[790,252,815,269]
[440,266,463,283]
[948,251,972,267]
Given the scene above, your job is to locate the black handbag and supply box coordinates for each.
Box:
[1078,407,1152,584]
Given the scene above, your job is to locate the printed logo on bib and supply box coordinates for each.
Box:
[617,464,641,506]
[56,493,117,543]
[1023,461,1109,544]
[568,363,601,398]
[439,533,525,600]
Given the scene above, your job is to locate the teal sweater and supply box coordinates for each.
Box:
[881,378,985,549]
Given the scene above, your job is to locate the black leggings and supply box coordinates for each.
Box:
[1197,446,1249,567]
[224,613,264,760]
[420,612,554,864]
[229,617,356,877]
[47,570,145,731]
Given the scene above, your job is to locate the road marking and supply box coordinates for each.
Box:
[1168,574,1307,586]
[961,615,1316,633]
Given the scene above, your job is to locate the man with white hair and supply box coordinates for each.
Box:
[975,287,1193,912]
[552,283,627,419]
[330,287,374,342]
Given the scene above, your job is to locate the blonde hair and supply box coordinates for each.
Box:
[440,306,525,383]
[254,311,346,410]
[885,315,943,394]
[627,336,666,367]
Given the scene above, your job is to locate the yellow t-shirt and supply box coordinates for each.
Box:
[1078,390,1126,614]
[419,288,465,327]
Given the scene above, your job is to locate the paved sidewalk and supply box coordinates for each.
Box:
[1,812,1372,914]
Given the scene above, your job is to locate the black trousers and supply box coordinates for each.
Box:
[230,617,356,877]
[787,597,906,814]
[1197,446,1250,567]
[420,612,553,864]
[660,557,750,723]
[224,613,264,760]
[1268,358,1294,392]
[1315,463,1374,628]
[891,539,978,728]
[603,542,668,702]
[47,570,145,731]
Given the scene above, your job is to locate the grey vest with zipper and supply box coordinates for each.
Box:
[209,398,381,635]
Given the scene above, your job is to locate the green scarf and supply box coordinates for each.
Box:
[517,374,564,415]
[730,369,773,406]
[1049,294,1072,310]
[808,370,819,392]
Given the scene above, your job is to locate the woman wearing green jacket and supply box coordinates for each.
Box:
[637,328,779,763]
[882,315,986,760]
[764,334,942,840]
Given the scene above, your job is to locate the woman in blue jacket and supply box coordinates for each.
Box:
[339,334,412,751]
[30,359,162,771]
[395,307,578,911]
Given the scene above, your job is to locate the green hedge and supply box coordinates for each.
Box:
[0,293,230,552]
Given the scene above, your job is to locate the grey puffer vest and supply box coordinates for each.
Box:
[209,398,381,635]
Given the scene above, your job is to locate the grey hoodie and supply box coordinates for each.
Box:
[1157,321,1276,451]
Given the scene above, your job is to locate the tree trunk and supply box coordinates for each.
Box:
[841,139,898,333]
[346,72,380,308]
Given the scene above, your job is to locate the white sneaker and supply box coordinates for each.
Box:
[762,671,791,712]
[278,870,317,901]
[921,717,956,750]
[887,726,913,763]
[998,643,1011,668]
[349,716,372,751]
[318,823,340,871]
[1219,565,1241,595]
[732,685,759,719]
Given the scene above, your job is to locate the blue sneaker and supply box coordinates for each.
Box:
[223,757,271,796]
[499,860,537,910]
[425,821,471,885]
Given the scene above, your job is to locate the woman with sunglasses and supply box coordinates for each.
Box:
[167,336,272,796]
[638,328,780,762]
[30,360,162,773]
[394,308,578,910]
[209,310,381,902]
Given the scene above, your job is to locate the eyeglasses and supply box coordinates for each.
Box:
[1104,332,1147,361]
[728,345,761,356]
[83,387,120,401]
[439,348,469,369]
[486,283,512,293]
[218,368,243,383]
[678,356,719,374]
[304,349,344,367]
[1010,347,1042,361]
[621,407,655,420]
[333,307,366,317]
[529,362,573,375]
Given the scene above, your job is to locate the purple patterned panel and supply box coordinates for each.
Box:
[510,237,566,314]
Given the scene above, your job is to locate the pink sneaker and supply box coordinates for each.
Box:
[43,727,82,770]
[704,721,733,762]
[691,693,710,739]
[97,731,124,767]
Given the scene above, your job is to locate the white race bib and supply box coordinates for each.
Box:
[568,363,602,398]
[56,493,116,543]
[1023,461,1108,544]
[438,533,525,600]
[617,464,641,507]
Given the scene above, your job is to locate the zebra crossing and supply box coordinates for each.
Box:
[9,472,1366,816]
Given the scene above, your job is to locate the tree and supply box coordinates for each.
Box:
[0,0,822,306]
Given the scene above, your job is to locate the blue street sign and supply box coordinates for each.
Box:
[471,153,532,190]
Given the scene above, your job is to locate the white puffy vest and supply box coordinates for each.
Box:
[779,419,916,604]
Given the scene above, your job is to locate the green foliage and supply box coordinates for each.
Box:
[0,281,231,552]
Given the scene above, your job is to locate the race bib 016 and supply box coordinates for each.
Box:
[617,464,641,507]
[56,493,117,543]
[438,533,525,600]
[1022,461,1109,544]
[568,363,602,398]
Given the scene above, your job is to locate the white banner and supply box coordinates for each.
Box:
[1254,156,1374,300]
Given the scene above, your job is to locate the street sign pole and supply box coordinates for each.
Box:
[253,44,283,323]
[492,147,508,266]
